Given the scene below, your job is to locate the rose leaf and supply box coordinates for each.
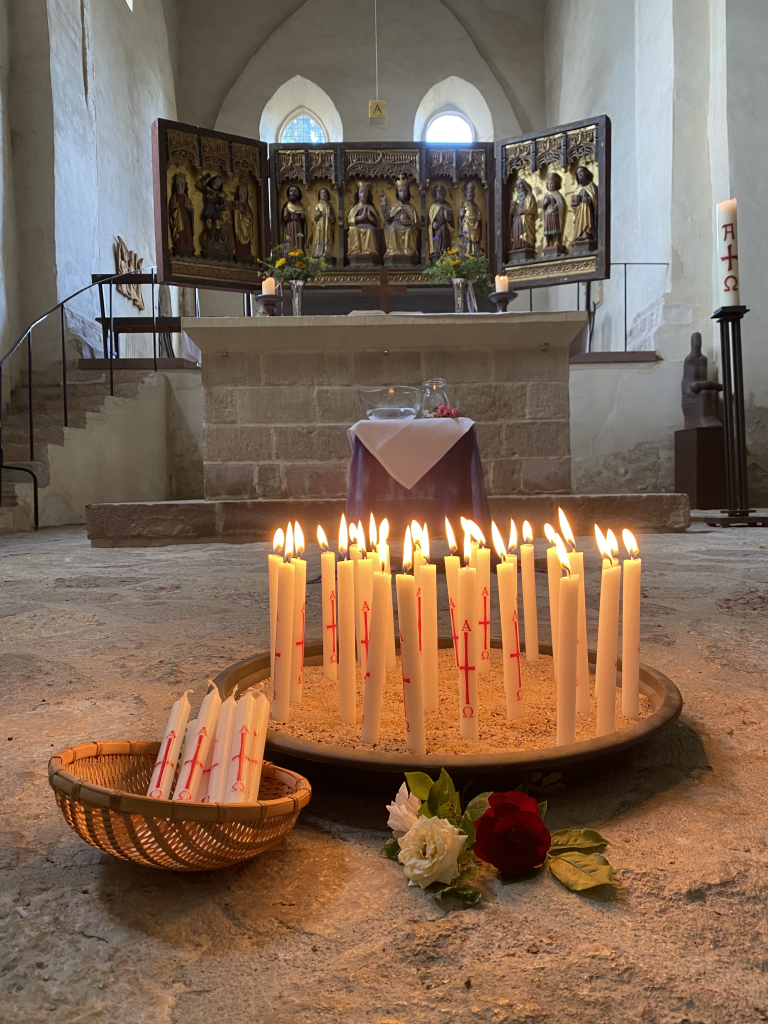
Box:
[549,828,608,851]
[464,793,492,821]
[547,851,614,891]
[458,814,477,847]
[460,864,480,881]
[404,772,434,802]
[457,848,474,866]
[380,837,401,860]
[424,881,453,897]
[538,800,548,821]
[456,885,483,906]
[541,772,562,787]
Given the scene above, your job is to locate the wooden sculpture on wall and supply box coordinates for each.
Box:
[233,182,255,264]
[311,186,335,260]
[541,171,567,256]
[115,236,145,310]
[428,183,454,260]
[459,182,482,255]
[381,176,419,265]
[197,173,229,260]
[347,183,381,265]
[509,178,537,261]
[570,166,599,253]
[168,173,195,257]
[281,184,307,252]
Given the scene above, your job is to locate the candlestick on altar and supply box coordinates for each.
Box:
[554,535,579,746]
[520,521,539,661]
[595,525,621,736]
[716,199,740,307]
[273,526,295,723]
[457,530,479,739]
[544,524,561,679]
[379,518,397,672]
[290,522,307,705]
[621,529,642,720]
[147,689,192,799]
[203,692,236,802]
[558,509,590,715]
[418,525,439,713]
[268,529,284,678]
[224,690,259,803]
[493,521,523,719]
[173,683,222,802]
[317,526,338,680]
[444,518,461,670]
[360,548,391,745]
[396,529,427,754]
[337,515,357,724]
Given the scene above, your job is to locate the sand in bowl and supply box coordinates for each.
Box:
[262,648,652,755]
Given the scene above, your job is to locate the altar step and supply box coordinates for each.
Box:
[85,493,690,547]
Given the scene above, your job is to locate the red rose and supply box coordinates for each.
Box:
[473,791,551,876]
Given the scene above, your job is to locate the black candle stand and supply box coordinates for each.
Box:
[705,305,768,527]
[489,290,518,313]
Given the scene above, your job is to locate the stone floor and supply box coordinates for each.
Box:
[1,525,768,1024]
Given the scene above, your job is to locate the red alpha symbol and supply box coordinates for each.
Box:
[724,276,738,292]
[153,731,176,793]
[479,587,491,657]
[722,222,735,241]
[361,600,371,662]
[449,597,459,666]
[511,609,523,698]
[417,588,423,653]
[296,602,306,686]
[327,590,337,662]
[720,243,738,271]
[459,620,475,707]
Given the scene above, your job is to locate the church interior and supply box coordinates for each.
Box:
[2,2,767,1021]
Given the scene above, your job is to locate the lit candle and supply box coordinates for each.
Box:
[290,521,306,705]
[595,525,621,737]
[554,535,579,746]
[273,524,295,723]
[463,518,491,676]
[396,528,427,754]
[349,522,362,662]
[444,518,461,670]
[418,524,439,713]
[369,512,378,555]
[411,519,426,588]
[202,692,236,802]
[716,199,739,306]
[268,528,284,679]
[337,515,357,724]
[173,683,222,801]
[147,689,192,799]
[457,530,478,739]
[224,691,259,803]
[495,274,509,293]
[520,520,539,661]
[558,509,590,715]
[621,529,642,720]
[356,531,375,683]
[544,523,561,679]
[317,526,338,681]
[262,275,276,296]
[360,547,391,745]
[248,692,271,801]
[492,520,522,720]
[379,517,397,672]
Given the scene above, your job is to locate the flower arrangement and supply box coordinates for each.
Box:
[429,404,460,419]
[261,242,326,283]
[381,769,614,907]
[423,235,492,298]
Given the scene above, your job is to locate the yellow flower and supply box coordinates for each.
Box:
[295,261,306,269]
[451,259,460,266]
[275,258,286,268]
[447,248,458,255]
[289,250,303,257]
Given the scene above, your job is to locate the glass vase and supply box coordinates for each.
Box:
[422,378,451,418]
[289,279,304,317]
[452,277,468,313]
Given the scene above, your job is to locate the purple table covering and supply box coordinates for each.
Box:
[345,425,491,537]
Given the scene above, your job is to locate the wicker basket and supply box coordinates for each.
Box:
[48,740,311,871]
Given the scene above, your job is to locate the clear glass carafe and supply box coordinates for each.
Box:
[422,377,451,417]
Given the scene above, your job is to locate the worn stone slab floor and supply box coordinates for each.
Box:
[1,525,768,1024]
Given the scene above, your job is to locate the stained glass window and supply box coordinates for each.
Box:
[280,115,327,145]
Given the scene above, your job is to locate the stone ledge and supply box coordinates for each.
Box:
[86,493,690,546]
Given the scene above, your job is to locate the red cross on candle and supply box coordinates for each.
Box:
[361,600,371,661]
[178,727,208,797]
[151,731,176,796]
[720,243,738,271]
[510,609,523,697]
[459,620,475,707]
[327,589,337,662]
[479,587,491,655]
[229,725,250,793]
[295,602,306,687]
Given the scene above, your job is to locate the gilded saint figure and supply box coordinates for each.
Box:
[570,166,598,251]
[169,173,195,257]
[311,187,335,260]
[233,182,255,264]
[347,183,380,261]
[197,173,229,259]
[541,171,567,255]
[428,183,454,259]
[509,179,537,258]
[380,176,419,263]
[282,184,307,252]
[459,182,482,255]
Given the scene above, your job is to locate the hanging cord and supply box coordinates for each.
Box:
[374,0,379,100]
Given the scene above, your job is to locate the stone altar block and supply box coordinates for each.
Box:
[181,312,588,505]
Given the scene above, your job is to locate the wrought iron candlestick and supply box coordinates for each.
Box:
[489,290,517,313]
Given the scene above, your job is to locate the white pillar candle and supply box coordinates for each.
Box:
[444,518,461,669]
[290,523,307,704]
[418,562,439,714]
[356,555,375,682]
[556,545,580,746]
[262,275,276,295]
[474,546,491,675]
[273,558,295,723]
[318,527,338,680]
[379,523,397,672]
[173,683,222,802]
[350,539,363,662]
[457,534,478,740]
[360,565,391,745]
[519,524,539,661]
[337,516,357,724]
[557,509,590,715]
[147,689,192,799]
[716,198,739,306]
[268,528,284,678]
[224,691,259,803]
[544,524,561,679]
[202,692,236,802]
[496,553,523,720]
[396,562,426,754]
[495,274,509,293]
[595,525,621,737]
[621,529,642,721]
[248,692,271,801]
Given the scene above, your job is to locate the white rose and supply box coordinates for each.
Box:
[386,782,422,838]
[397,816,466,889]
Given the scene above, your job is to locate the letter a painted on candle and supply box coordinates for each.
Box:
[722,222,735,241]
[449,597,459,666]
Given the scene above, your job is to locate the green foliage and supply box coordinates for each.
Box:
[538,800,548,820]
[404,772,434,802]
[547,850,614,891]
[423,244,492,298]
[261,242,326,283]
[425,881,482,907]
[464,792,492,822]
[380,837,400,860]
[549,828,608,851]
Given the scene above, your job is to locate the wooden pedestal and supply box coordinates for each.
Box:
[674,426,727,510]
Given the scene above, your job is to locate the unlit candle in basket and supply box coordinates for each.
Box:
[173,683,222,801]
[595,525,621,737]
[360,554,391,745]
[290,522,307,705]
[492,520,522,720]
[457,531,479,740]
[395,528,426,754]
[317,526,337,680]
[444,518,461,670]
[555,535,579,746]
[202,692,236,802]
[621,529,642,720]
[559,509,590,715]
[225,691,259,802]
[248,692,271,800]
[337,515,357,724]
[147,689,192,799]
[520,520,539,660]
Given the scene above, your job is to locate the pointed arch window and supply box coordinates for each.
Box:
[280,113,327,145]
[425,112,474,144]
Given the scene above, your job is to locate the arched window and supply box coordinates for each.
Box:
[425,111,474,144]
[280,113,327,145]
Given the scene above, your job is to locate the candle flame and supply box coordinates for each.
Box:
[349,521,357,543]
[294,521,304,557]
[285,521,294,560]
[273,528,284,553]
[558,508,576,550]
[594,524,611,563]
[357,520,366,556]
[509,519,518,552]
[339,514,348,557]
[555,533,571,574]
[622,528,639,558]
[522,520,533,544]
[316,525,328,551]
[461,517,486,547]
[369,512,377,550]
[606,528,619,563]
[422,524,430,563]
[379,517,389,545]
[403,526,413,572]
[491,520,506,562]
[411,520,422,547]
[464,528,472,566]
[543,523,558,547]
[445,517,457,553]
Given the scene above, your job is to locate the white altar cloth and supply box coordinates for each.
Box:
[348,417,475,490]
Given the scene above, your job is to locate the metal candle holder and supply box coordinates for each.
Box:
[256,294,278,316]
[489,290,517,313]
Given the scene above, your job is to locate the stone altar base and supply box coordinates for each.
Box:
[85,493,690,546]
